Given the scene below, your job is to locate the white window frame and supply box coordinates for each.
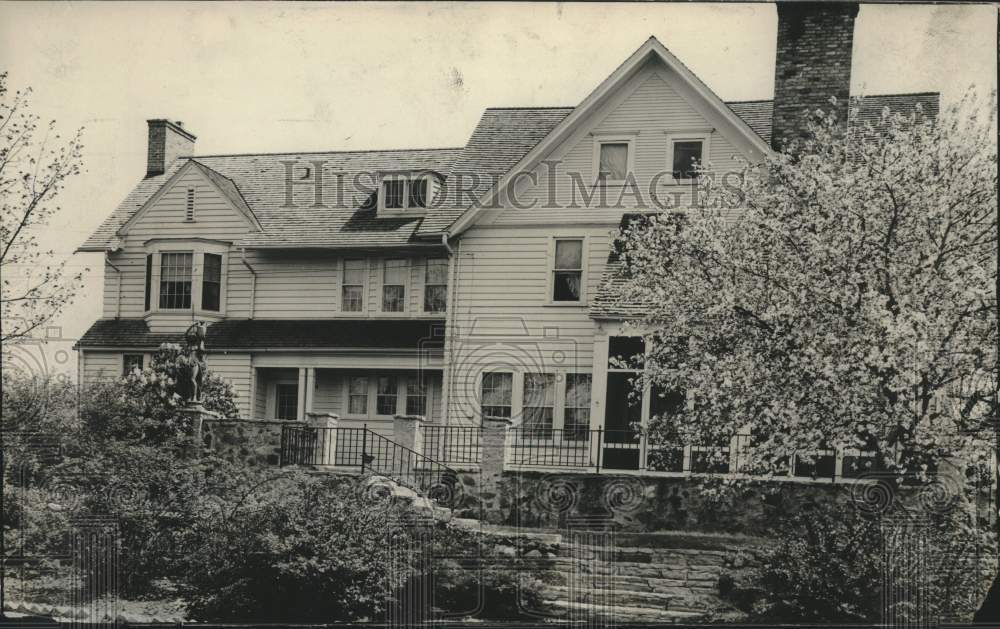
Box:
[665,131,712,184]
[378,174,432,215]
[270,379,300,421]
[340,258,369,314]
[545,236,589,306]
[421,257,449,315]
[379,258,410,315]
[121,353,146,376]
[143,239,229,316]
[479,371,516,422]
[341,373,428,419]
[591,134,636,185]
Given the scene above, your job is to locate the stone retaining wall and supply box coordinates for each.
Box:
[202,419,301,467]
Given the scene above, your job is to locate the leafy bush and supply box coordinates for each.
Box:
[79,344,238,447]
[736,497,993,623]
[174,470,414,622]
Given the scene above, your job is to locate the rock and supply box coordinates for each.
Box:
[497,545,517,557]
[526,549,543,558]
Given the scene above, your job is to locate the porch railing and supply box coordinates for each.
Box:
[280,424,459,498]
[422,424,482,464]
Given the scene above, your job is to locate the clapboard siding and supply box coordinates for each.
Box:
[206,352,252,418]
[504,65,749,215]
[81,351,123,382]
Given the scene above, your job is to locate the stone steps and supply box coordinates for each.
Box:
[550,556,724,585]
[541,599,706,623]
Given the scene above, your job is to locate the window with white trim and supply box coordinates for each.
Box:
[122,353,144,376]
[202,253,222,312]
[376,376,398,415]
[481,372,512,419]
[564,374,592,440]
[342,259,366,312]
[406,376,427,416]
[666,134,710,182]
[348,376,368,415]
[380,177,430,212]
[552,239,583,302]
[159,252,193,309]
[382,259,407,312]
[523,373,555,437]
[276,383,299,420]
[423,258,448,313]
[598,142,629,181]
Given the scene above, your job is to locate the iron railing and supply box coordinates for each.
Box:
[280,424,459,498]
[280,423,874,484]
[361,429,459,498]
[422,425,482,464]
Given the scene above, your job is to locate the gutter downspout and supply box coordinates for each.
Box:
[105,251,122,319]
[241,247,257,319]
[441,232,454,255]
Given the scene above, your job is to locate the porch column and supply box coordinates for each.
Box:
[306,412,339,466]
[296,368,307,421]
[393,414,426,456]
[590,330,610,467]
[304,367,316,415]
[481,416,511,524]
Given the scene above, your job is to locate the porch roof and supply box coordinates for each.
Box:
[76,318,446,351]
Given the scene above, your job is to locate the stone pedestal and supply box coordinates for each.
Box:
[180,402,221,457]
[393,415,426,455]
[305,412,339,466]
[481,416,512,524]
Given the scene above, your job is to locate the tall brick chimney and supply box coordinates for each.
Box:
[146,119,196,177]
[771,2,859,152]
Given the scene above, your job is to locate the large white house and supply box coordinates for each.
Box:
[77,3,937,474]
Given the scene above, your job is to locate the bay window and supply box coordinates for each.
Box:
[159,252,193,309]
[523,373,556,437]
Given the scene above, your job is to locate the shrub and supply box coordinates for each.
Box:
[175,471,415,622]
[738,497,994,623]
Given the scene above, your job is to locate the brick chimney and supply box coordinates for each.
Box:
[146,119,196,177]
[771,2,859,152]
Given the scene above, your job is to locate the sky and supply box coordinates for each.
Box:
[0,1,996,376]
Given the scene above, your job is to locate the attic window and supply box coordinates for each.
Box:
[384,180,405,209]
[380,176,430,212]
[185,188,195,221]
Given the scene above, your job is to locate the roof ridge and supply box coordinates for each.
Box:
[484,106,576,111]
[193,146,464,159]
[725,91,940,105]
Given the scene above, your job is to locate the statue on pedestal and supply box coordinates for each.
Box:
[181,321,209,406]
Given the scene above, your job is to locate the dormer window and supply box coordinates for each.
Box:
[377,174,434,214]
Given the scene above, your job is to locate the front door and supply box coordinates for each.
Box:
[603,371,641,469]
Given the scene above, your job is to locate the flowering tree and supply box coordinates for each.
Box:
[610,94,998,617]
[0,72,86,343]
[613,95,997,478]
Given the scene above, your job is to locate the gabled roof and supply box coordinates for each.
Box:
[416,107,575,236]
[112,160,263,238]
[76,318,445,350]
[443,36,773,237]
[80,148,462,252]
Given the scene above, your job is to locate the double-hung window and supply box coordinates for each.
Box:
[481,372,513,419]
[523,373,556,438]
[381,177,429,212]
[382,259,407,312]
[201,254,222,312]
[384,180,405,209]
[564,374,592,440]
[406,376,427,416]
[423,258,448,313]
[376,376,398,415]
[348,376,369,415]
[552,239,584,302]
[159,252,193,309]
[342,259,366,312]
